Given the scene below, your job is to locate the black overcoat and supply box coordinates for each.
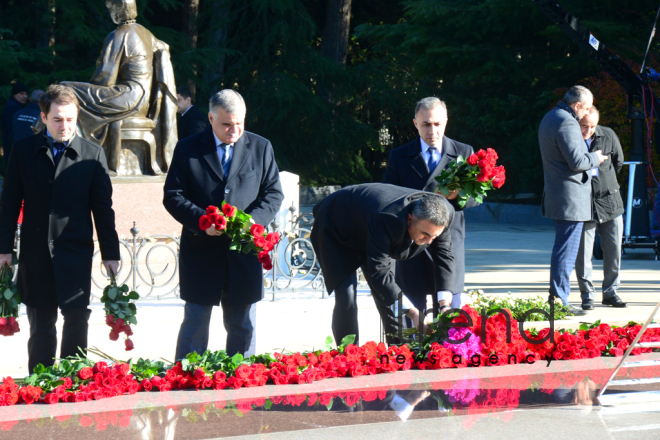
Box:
[310,183,455,306]
[0,130,120,309]
[177,105,209,141]
[382,136,479,296]
[163,127,283,306]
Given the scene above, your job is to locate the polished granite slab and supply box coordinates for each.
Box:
[1,354,660,439]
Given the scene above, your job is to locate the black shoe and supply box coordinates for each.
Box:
[602,295,627,308]
[581,299,594,310]
[563,304,588,316]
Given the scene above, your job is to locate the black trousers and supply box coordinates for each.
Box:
[26,306,91,373]
[332,266,403,347]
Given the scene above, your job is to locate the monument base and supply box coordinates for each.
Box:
[110,176,182,238]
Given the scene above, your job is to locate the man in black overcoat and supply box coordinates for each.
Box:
[164,89,283,360]
[176,87,209,141]
[383,97,478,313]
[310,183,454,345]
[0,84,120,373]
[2,82,29,161]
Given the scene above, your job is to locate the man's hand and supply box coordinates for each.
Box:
[595,150,609,164]
[205,227,223,236]
[103,260,120,277]
[0,254,12,269]
[437,189,459,200]
[406,306,432,335]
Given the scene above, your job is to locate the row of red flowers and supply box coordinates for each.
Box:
[1,306,658,407]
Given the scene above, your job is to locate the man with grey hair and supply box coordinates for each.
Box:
[383,96,478,316]
[11,89,45,149]
[538,85,609,316]
[164,88,284,360]
[310,183,455,345]
[576,106,626,309]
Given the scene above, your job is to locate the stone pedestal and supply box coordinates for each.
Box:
[110,176,182,238]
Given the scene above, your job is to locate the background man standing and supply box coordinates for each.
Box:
[0,84,120,373]
[383,97,477,313]
[12,89,45,150]
[2,82,29,160]
[164,89,283,361]
[538,85,608,316]
[575,106,627,310]
[176,86,209,140]
[311,183,454,345]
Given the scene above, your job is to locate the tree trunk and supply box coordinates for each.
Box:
[320,0,352,65]
[205,0,229,90]
[182,0,200,98]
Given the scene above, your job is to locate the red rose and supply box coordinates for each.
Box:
[206,206,219,215]
[123,325,133,336]
[43,393,59,404]
[117,363,131,376]
[253,236,266,248]
[266,232,280,245]
[212,371,227,383]
[199,215,212,231]
[262,259,273,271]
[257,251,270,264]
[109,330,119,341]
[467,153,479,166]
[477,165,494,182]
[105,315,115,326]
[125,339,135,351]
[491,166,506,188]
[477,149,487,159]
[215,215,227,231]
[250,224,265,237]
[207,212,220,225]
[262,241,274,252]
[222,204,237,218]
[78,367,94,380]
[236,365,252,380]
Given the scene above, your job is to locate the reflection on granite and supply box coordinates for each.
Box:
[1,359,660,438]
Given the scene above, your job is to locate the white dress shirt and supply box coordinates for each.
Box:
[212,131,234,166]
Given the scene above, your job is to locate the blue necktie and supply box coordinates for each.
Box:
[53,142,66,166]
[427,147,439,173]
[220,143,231,176]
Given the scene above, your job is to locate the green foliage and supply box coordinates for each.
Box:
[0,263,20,319]
[101,271,140,324]
[468,290,569,321]
[1,0,658,188]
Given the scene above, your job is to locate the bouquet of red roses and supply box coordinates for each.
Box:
[198,202,280,270]
[434,148,505,208]
[0,264,20,336]
[101,271,139,351]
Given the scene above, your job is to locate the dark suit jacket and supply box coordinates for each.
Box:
[588,125,624,223]
[0,130,120,309]
[382,136,478,296]
[2,97,23,152]
[177,105,209,141]
[163,127,284,306]
[310,183,454,306]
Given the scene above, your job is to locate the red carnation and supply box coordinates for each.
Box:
[222,204,237,218]
[467,154,479,166]
[253,236,266,248]
[215,215,227,231]
[199,215,212,231]
[250,224,265,238]
[266,232,280,245]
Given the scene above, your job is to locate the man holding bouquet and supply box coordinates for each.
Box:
[383,97,479,314]
[164,89,283,360]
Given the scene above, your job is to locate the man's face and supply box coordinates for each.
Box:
[413,106,448,147]
[176,94,192,114]
[209,107,245,144]
[573,97,593,120]
[13,92,28,105]
[41,102,78,143]
[579,112,598,140]
[407,214,445,246]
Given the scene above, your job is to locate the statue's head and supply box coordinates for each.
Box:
[105,0,138,25]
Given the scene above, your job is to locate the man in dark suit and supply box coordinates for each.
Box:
[310,183,454,345]
[383,97,478,313]
[0,84,120,373]
[176,86,209,141]
[164,89,283,360]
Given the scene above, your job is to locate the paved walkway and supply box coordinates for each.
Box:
[1,222,658,378]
